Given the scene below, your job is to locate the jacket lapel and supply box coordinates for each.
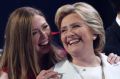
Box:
[54,59,81,79]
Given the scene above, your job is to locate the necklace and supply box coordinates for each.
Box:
[70,58,105,79]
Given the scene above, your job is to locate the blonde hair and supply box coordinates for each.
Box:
[55,2,105,53]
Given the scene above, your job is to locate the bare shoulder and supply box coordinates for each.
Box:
[0,71,8,79]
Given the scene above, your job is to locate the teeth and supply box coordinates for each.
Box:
[40,41,48,46]
[69,39,79,45]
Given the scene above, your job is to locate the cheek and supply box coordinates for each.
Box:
[46,29,51,34]
[61,35,67,48]
[32,35,39,44]
[60,34,64,44]
[81,31,93,41]
[47,26,51,32]
[46,28,51,37]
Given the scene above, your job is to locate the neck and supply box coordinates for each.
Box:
[72,48,101,67]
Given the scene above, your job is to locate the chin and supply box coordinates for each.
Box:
[43,48,50,54]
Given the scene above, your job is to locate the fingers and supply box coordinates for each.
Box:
[108,53,120,64]
[45,70,58,78]
[40,70,48,76]
[114,56,120,64]
[36,70,47,79]
[107,53,114,64]
[36,70,60,79]
[110,54,117,64]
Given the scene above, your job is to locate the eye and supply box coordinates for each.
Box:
[72,24,80,28]
[32,30,39,36]
[42,24,49,30]
[60,29,66,33]
[32,31,37,36]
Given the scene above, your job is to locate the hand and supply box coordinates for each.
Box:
[36,70,60,79]
[0,71,8,79]
[107,53,120,64]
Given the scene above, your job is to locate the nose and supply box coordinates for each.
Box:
[39,30,48,40]
[67,27,74,35]
[65,28,75,38]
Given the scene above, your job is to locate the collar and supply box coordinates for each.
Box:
[54,53,120,79]
[116,16,120,27]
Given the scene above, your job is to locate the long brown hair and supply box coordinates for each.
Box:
[0,7,58,79]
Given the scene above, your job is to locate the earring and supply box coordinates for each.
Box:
[93,35,97,40]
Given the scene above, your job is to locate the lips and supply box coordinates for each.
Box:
[68,39,80,45]
[67,37,81,46]
[38,40,49,46]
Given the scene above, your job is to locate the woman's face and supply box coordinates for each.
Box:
[32,15,51,55]
[60,13,94,56]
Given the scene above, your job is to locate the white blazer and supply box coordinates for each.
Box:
[54,53,120,79]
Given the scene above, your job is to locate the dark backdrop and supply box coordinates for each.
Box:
[0,0,116,48]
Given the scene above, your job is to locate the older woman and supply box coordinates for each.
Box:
[54,2,120,79]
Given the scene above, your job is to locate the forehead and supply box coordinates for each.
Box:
[32,15,46,28]
[61,13,84,27]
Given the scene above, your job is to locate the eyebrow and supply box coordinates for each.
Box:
[32,23,48,30]
[61,22,81,29]
[32,28,39,32]
[70,22,81,26]
[41,22,48,27]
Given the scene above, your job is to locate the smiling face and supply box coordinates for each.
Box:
[60,13,94,56]
[32,15,51,56]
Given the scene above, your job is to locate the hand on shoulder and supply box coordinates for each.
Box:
[107,53,120,64]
